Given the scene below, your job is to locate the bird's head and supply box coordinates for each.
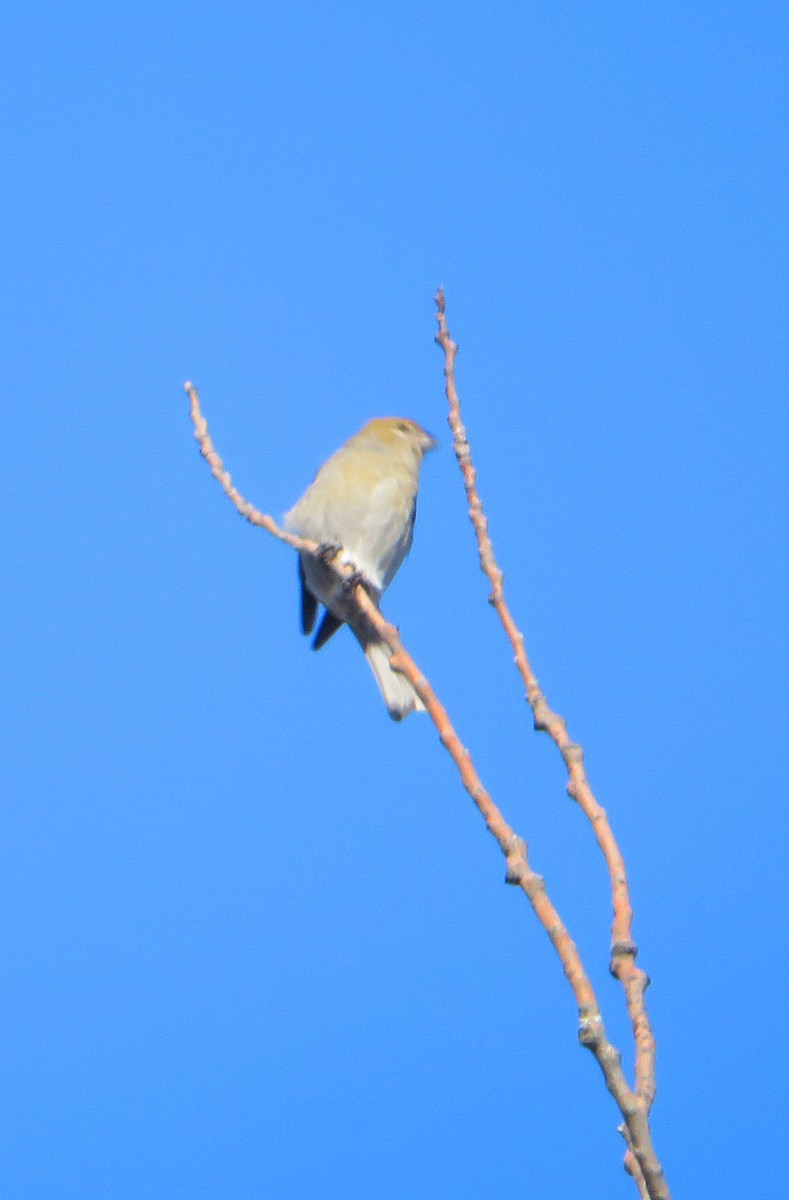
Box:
[356,417,438,459]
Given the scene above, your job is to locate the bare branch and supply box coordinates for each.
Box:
[186,360,670,1200]
[432,292,668,1197]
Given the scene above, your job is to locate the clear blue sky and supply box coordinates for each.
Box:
[3,3,787,1197]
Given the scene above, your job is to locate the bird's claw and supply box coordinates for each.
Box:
[342,567,369,595]
[315,542,368,593]
[316,542,343,566]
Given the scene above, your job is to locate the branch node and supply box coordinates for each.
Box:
[578,1012,604,1047]
[611,939,639,961]
[562,742,585,766]
[530,695,554,732]
[502,835,528,885]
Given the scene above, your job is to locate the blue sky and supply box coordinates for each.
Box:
[3,3,787,1196]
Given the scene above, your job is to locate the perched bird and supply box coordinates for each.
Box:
[285,417,437,720]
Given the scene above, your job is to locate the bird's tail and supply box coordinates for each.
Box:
[362,639,426,721]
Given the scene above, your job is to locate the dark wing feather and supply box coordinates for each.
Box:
[298,558,318,636]
[312,609,344,651]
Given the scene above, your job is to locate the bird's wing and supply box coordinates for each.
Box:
[298,556,318,636]
[312,609,344,650]
[353,475,417,590]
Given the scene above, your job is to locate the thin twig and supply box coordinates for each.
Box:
[432,291,667,1197]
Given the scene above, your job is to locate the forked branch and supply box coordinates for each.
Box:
[185,301,669,1199]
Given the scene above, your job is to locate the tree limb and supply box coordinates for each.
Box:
[185,331,670,1199]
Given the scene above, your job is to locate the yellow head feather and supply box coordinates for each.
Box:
[351,417,437,455]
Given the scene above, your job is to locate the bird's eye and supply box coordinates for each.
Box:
[396,421,409,432]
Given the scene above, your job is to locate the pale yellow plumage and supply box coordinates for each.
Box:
[285,417,436,719]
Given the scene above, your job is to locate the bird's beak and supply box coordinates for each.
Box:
[422,429,439,453]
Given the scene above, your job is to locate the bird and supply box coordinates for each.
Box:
[284,416,437,720]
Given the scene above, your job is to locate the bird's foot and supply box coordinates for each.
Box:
[342,567,371,595]
[315,543,370,596]
[316,542,343,566]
